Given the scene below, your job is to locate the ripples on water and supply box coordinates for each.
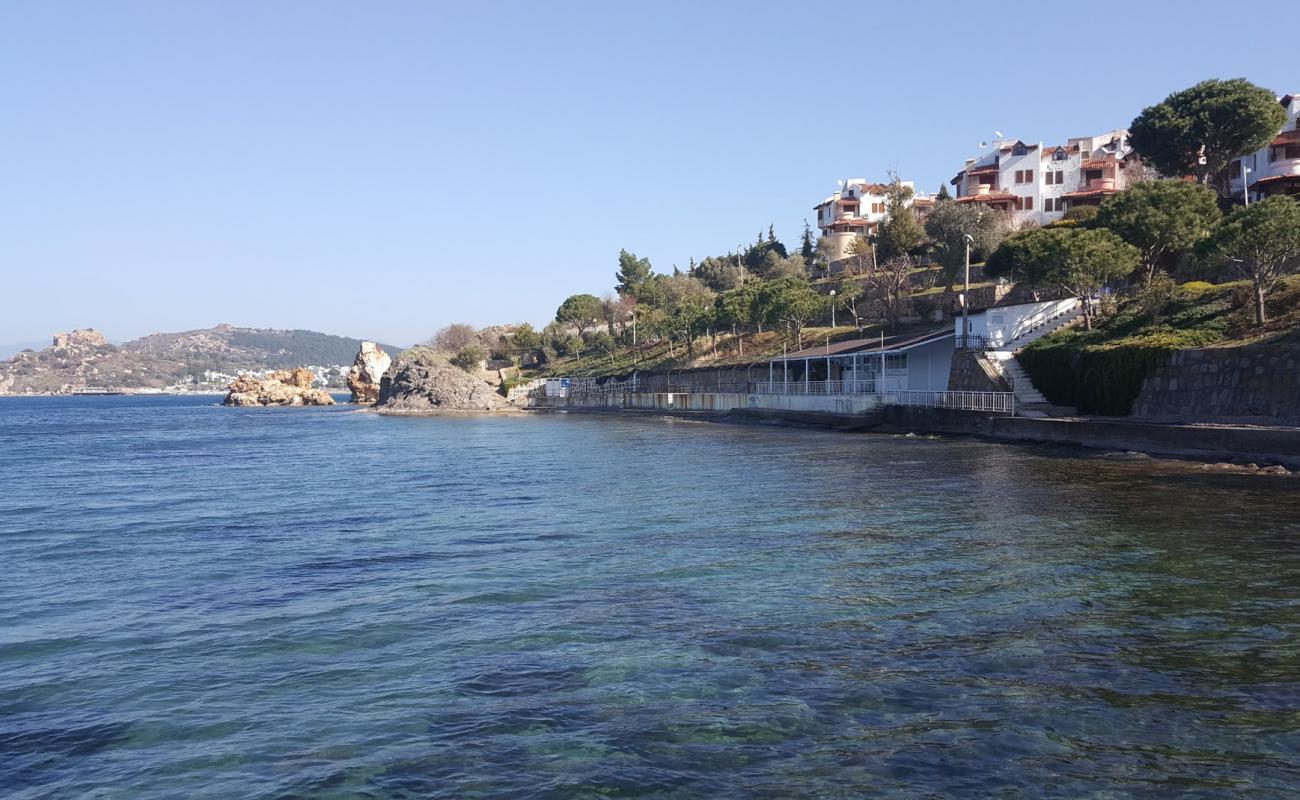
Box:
[2,396,1300,798]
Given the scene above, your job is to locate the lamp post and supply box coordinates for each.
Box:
[961,233,974,348]
[1242,162,1254,207]
[829,289,837,328]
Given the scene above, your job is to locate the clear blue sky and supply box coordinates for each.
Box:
[1,1,1294,346]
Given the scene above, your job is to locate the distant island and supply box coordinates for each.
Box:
[0,324,403,395]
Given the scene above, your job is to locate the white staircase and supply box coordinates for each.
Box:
[986,301,1086,416]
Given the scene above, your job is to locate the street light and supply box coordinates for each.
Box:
[1242,162,1254,207]
[962,233,974,348]
[829,289,837,328]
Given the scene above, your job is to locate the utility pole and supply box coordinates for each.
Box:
[962,233,974,348]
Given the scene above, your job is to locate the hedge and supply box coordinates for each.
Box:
[1017,340,1177,416]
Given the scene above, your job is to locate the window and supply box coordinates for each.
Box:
[1024,169,1033,183]
[1053,148,1069,161]
[885,354,907,371]
[1045,197,1064,213]
[1023,196,1034,211]
[1045,170,1064,185]
[1085,169,1103,182]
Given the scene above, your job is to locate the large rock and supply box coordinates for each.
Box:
[346,341,392,404]
[376,347,509,414]
[223,369,336,407]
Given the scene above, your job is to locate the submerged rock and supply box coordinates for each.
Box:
[376,347,509,414]
[346,341,391,405]
[223,369,335,407]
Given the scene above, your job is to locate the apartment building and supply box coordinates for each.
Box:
[950,130,1138,225]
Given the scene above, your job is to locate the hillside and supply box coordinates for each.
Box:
[122,324,402,374]
[1018,276,1300,415]
[0,324,403,395]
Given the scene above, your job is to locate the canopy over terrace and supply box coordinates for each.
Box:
[764,328,955,393]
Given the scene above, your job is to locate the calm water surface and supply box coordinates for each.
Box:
[2,396,1299,798]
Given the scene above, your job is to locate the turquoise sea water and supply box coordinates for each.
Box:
[2,396,1300,798]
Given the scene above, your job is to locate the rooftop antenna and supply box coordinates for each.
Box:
[994,130,1004,139]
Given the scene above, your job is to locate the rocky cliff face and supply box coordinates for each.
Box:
[223,369,336,407]
[346,341,392,404]
[376,347,509,414]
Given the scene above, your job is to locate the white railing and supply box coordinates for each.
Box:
[751,379,877,396]
[879,390,1015,414]
[1004,298,1080,346]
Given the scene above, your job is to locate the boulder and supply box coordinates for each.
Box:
[346,341,392,404]
[376,347,510,414]
[223,369,335,407]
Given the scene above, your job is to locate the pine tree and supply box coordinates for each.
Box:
[800,219,816,261]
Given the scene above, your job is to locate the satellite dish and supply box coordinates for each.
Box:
[995,130,1004,139]
[979,141,989,149]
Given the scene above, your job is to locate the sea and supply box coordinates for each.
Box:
[2,395,1300,798]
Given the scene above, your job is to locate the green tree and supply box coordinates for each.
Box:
[614,249,654,297]
[925,202,1007,290]
[1129,78,1287,197]
[986,228,1139,329]
[875,178,925,262]
[659,274,716,358]
[555,293,604,337]
[1203,195,1300,325]
[756,277,824,349]
[450,343,488,372]
[936,184,951,201]
[835,278,866,331]
[510,322,542,363]
[800,220,816,261]
[695,254,749,292]
[1095,180,1221,280]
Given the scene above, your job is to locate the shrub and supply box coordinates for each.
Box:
[1018,339,1176,416]
[450,343,488,372]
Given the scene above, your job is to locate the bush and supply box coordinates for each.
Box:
[1019,338,1177,416]
[1130,272,1182,318]
[450,343,488,372]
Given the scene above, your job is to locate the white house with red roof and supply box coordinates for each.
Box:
[950,130,1138,225]
[813,178,933,260]
[1230,93,1300,202]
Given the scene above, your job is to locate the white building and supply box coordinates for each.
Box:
[1231,93,1300,202]
[951,131,1138,225]
[813,179,933,260]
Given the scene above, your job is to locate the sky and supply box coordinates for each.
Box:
[1,1,1295,347]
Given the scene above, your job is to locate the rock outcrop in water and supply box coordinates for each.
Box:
[376,347,509,414]
[223,368,336,407]
[346,341,391,404]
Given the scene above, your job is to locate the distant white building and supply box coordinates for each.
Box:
[951,130,1139,225]
[813,178,934,260]
[1230,93,1300,202]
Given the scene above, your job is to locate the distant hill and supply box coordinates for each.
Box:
[122,324,403,374]
[0,324,403,394]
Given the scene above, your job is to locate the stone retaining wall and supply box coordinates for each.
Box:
[1132,343,1300,425]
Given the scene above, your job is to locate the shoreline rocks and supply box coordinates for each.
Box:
[223,368,336,407]
[346,342,391,405]
[376,347,511,414]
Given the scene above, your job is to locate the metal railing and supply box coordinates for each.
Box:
[751,379,878,396]
[879,390,1015,414]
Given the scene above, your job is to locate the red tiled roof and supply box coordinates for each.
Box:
[1063,186,1120,199]
[966,164,999,175]
[956,191,1017,204]
[1080,157,1115,169]
[1272,130,1300,146]
[1249,174,1300,189]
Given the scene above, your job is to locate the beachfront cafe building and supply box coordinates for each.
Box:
[761,329,956,395]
